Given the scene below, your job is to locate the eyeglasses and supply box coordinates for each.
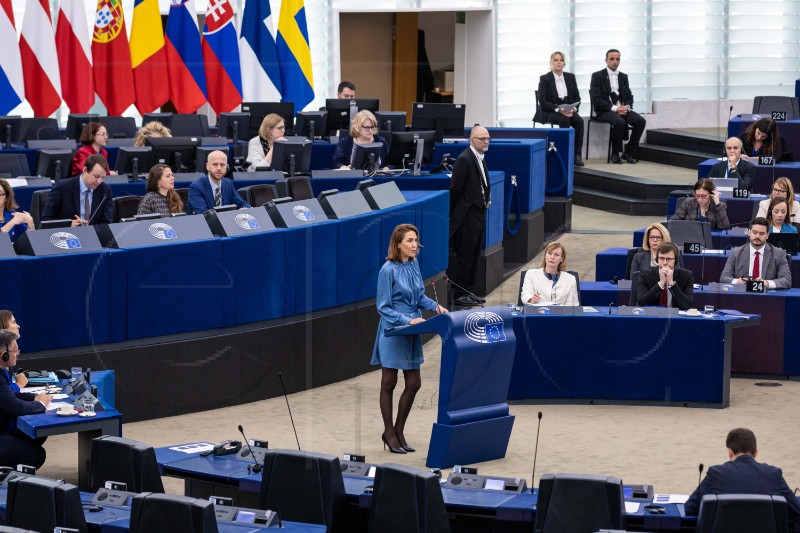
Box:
[657,256,676,263]
[95,132,108,137]
[273,125,286,130]
[772,188,788,194]
[472,137,491,142]
[648,235,663,241]
[360,125,376,131]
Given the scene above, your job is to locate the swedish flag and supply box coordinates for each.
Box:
[276,0,314,110]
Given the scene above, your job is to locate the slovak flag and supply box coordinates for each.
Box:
[202,0,242,114]
[165,0,207,114]
[0,0,24,115]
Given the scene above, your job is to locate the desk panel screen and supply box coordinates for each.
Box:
[235,511,256,524]
[483,478,504,491]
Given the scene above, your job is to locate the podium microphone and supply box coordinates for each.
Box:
[444,276,484,308]
[237,425,262,473]
[431,281,440,310]
[278,372,301,450]
[531,411,543,488]
[698,463,704,485]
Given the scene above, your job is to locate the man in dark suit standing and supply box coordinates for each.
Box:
[187,150,250,215]
[534,51,585,166]
[41,153,113,226]
[635,242,694,310]
[589,49,647,164]
[707,137,756,191]
[720,217,791,289]
[449,125,491,307]
[684,428,800,523]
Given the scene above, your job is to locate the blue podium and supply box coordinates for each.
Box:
[387,306,517,468]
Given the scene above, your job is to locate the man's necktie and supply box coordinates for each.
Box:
[753,250,760,278]
[659,285,668,307]
[214,186,221,207]
[84,191,91,221]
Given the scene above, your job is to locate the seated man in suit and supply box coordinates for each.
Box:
[684,428,800,523]
[41,153,113,226]
[589,49,646,164]
[187,150,250,215]
[720,217,791,289]
[635,242,694,310]
[707,137,756,191]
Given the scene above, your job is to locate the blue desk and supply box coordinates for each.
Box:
[698,158,800,195]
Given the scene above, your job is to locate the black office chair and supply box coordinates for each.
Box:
[517,269,582,306]
[695,494,788,533]
[239,184,278,206]
[629,271,640,306]
[0,154,31,178]
[101,116,138,139]
[6,476,88,533]
[752,96,799,120]
[142,112,173,129]
[17,118,60,141]
[585,99,632,162]
[751,201,762,222]
[532,90,554,128]
[170,114,210,137]
[88,435,165,493]
[129,493,218,533]
[276,176,313,200]
[624,247,642,280]
[30,189,50,230]
[368,463,450,533]
[113,196,142,222]
[175,188,189,210]
[534,473,625,533]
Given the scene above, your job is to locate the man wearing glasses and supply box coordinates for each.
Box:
[634,242,694,310]
[449,125,492,307]
[707,137,756,192]
[42,154,113,226]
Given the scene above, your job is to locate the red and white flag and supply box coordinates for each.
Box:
[20,0,62,117]
[56,0,94,113]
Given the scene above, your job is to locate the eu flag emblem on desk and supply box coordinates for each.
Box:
[163,229,176,239]
[486,323,506,342]
[66,239,81,249]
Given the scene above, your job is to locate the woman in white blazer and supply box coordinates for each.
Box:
[521,241,579,305]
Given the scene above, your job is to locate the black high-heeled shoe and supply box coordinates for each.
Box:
[382,433,407,454]
[395,433,416,452]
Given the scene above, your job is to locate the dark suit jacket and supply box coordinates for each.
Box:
[534,72,581,122]
[720,243,791,289]
[635,266,694,310]
[684,454,800,520]
[630,250,685,275]
[0,369,45,436]
[590,68,634,113]
[41,176,113,224]
[739,135,794,163]
[707,159,756,191]
[449,147,490,236]
[187,175,250,215]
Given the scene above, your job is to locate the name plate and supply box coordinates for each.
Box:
[771,111,787,121]
[707,282,746,293]
[684,242,702,254]
[746,279,767,293]
[733,188,750,198]
[758,155,774,166]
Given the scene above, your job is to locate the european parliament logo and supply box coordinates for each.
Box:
[149,223,178,240]
[464,311,506,344]
[50,232,82,250]
[234,213,260,230]
[292,205,315,221]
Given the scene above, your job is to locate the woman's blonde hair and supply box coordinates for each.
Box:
[134,121,172,147]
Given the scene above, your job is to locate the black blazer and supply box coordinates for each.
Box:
[707,159,756,191]
[41,176,113,224]
[449,148,490,229]
[589,68,634,114]
[0,369,45,436]
[739,135,794,163]
[635,266,694,310]
[534,72,581,122]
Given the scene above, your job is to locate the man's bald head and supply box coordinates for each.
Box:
[470,126,490,154]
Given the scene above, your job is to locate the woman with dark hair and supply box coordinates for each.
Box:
[71,121,118,176]
[739,118,794,162]
[372,224,447,454]
[766,197,798,234]
[136,164,184,216]
[247,114,285,171]
[670,178,731,229]
[0,179,32,243]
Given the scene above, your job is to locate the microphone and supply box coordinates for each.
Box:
[237,424,262,474]
[698,463,704,485]
[608,301,614,314]
[531,411,543,488]
[444,276,484,308]
[277,372,301,450]
[431,281,440,310]
[84,191,111,226]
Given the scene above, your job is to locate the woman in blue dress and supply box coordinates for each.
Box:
[372,224,447,454]
[0,179,33,243]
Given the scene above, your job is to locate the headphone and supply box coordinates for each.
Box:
[0,330,12,363]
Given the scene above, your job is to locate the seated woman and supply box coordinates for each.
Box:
[670,179,731,230]
[630,222,684,275]
[133,121,172,148]
[520,241,579,305]
[332,110,389,170]
[533,51,584,166]
[0,179,32,243]
[247,114,285,171]
[766,197,798,234]
[739,118,794,162]
[71,122,117,177]
[756,177,800,219]
[0,329,50,469]
[136,164,183,217]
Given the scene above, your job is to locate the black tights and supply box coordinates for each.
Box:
[379,368,421,447]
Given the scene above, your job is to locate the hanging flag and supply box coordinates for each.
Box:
[130,0,169,114]
[276,0,314,110]
[56,0,94,113]
[202,0,242,114]
[165,0,207,114]
[92,0,135,116]
[239,0,281,102]
[20,0,62,117]
[0,0,24,115]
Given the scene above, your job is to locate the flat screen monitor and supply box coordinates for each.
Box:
[0,116,21,148]
[35,149,73,181]
[145,136,201,172]
[65,114,100,141]
[142,112,173,128]
[325,99,380,135]
[241,102,295,137]
[195,146,229,175]
[387,130,436,174]
[40,219,73,230]
[411,102,466,142]
[115,147,155,181]
[218,112,250,145]
[768,232,799,254]
[271,138,312,177]
[295,111,328,139]
[374,111,406,133]
[351,142,384,173]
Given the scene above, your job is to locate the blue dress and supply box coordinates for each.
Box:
[371,259,438,370]
[2,210,27,243]
[770,224,798,233]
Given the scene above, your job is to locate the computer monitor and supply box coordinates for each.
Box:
[768,232,799,254]
[65,114,100,141]
[142,112,173,128]
[411,102,466,142]
[294,111,328,139]
[35,149,73,181]
[115,147,155,181]
[195,146,229,174]
[0,116,21,148]
[145,136,201,172]
[387,130,436,174]
[351,142,384,173]
[217,112,250,146]
[241,102,295,137]
[40,219,73,230]
[374,111,407,133]
[325,99,380,135]
[271,138,312,177]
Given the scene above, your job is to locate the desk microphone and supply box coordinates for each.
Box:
[431,281,440,310]
[698,463,704,485]
[530,411,543,488]
[277,372,301,450]
[84,191,111,226]
[444,277,484,308]
[237,425,262,474]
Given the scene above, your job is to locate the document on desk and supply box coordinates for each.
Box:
[169,442,216,454]
[653,493,690,504]
[582,306,599,313]
[21,387,68,400]
[625,502,640,513]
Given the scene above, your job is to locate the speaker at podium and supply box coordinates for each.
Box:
[204,206,276,236]
[14,225,103,256]
[266,198,329,228]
